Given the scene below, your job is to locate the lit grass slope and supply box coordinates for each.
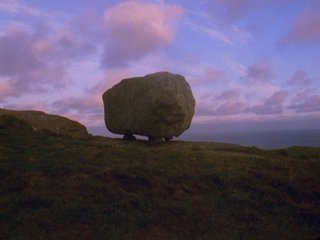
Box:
[1,115,319,239]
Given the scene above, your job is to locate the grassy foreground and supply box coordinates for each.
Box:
[1,118,320,239]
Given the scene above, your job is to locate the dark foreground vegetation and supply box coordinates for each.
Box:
[1,116,320,239]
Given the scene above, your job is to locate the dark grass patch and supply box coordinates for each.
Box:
[1,126,320,239]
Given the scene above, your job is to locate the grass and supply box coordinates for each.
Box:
[0,117,320,239]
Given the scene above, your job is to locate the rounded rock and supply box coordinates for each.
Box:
[102,72,195,139]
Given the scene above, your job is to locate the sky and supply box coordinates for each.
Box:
[0,0,319,135]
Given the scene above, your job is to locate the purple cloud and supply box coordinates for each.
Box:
[196,88,251,117]
[56,34,96,60]
[0,14,99,101]
[247,58,274,83]
[50,68,132,127]
[0,0,319,130]
[203,0,253,23]
[203,0,290,24]
[0,26,65,98]
[284,8,320,45]
[216,89,241,101]
[196,103,215,117]
[0,27,43,76]
[287,70,311,86]
[52,68,131,114]
[197,89,247,116]
[290,92,320,113]
[214,101,247,116]
[53,97,87,113]
[248,91,288,115]
[213,89,246,116]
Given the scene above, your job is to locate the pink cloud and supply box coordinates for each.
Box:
[203,66,224,81]
[194,66,224,86]
[51,94,105,128]
[0,80,15,102]
[102,0,183,67]
[93,68,131,93]
[3,101,51,113]
[0,18,99,100]
[285,8,320,44]
[0,26,66,94]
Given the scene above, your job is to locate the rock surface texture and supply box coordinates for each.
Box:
[102,72,195,141]
[0,108,89,139]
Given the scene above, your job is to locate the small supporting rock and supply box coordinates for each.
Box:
[148,136,164,143]
[164,136,173,142]
[123,132,136,141]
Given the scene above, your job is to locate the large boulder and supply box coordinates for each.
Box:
[102,72,195,141]
[0,108,90,139]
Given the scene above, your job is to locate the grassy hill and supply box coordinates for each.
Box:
[1,115,320,239]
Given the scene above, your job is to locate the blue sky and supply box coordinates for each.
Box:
[0,0,319,135]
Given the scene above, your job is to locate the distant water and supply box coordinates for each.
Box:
[180,129,320,149]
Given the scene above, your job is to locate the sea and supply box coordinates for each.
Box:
[89,127,320,149]
[180,129,320,149]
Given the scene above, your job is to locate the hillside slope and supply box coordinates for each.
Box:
[1,115,319,239]
[0,108,89,138]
